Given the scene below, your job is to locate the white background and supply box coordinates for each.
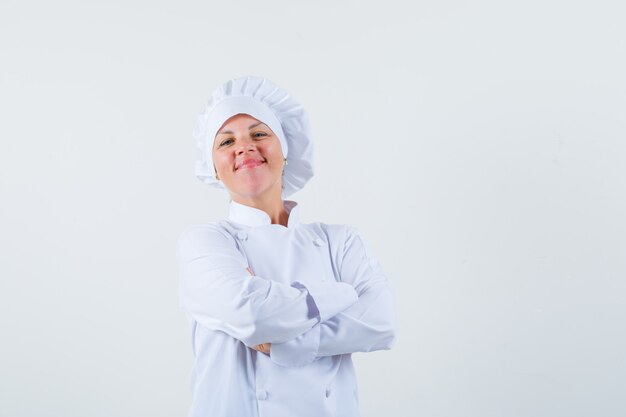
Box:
[1,1,625,416]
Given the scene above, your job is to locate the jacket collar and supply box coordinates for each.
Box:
[228,199,300,229]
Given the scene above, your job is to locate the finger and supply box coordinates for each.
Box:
[252,344,269,354]
[252,344,266,353]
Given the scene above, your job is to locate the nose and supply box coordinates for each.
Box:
[235,138,259,155]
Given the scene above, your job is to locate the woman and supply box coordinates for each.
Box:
[177,76,397,417]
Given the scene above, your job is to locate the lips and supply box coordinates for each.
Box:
[236,158,265,170]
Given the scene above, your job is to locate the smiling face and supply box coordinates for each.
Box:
[212,113,285,202]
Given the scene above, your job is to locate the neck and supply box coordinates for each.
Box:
[231,188,289,226]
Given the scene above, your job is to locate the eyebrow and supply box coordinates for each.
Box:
[216,122,266,135]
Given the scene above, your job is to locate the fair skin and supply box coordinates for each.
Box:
[213,113,292,354]
[212,113,289,227]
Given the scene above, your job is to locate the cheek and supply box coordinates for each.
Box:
[264,141,284,160]
[212,152,230,171]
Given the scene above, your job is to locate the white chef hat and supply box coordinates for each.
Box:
[193,76,314,198]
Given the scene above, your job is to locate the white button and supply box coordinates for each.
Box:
[237,231,248,241]
[256,389,268,400]
[313,238,324,247]
[325,388,331,398]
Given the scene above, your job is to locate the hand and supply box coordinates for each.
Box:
[251,342,271,355]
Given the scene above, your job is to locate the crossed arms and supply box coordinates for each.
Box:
[177,224,397,368]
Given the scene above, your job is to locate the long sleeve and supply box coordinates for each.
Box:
[177,224,358,347]
[270,226,397,367]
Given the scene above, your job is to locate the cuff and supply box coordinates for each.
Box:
[270,324,321,367]
[293,281,358,323]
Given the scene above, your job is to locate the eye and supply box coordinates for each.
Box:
[219,138,234,147]
[252,132,268,139]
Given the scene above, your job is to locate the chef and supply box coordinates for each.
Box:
[177,75,397,417]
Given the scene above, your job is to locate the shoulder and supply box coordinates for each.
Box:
[177,221,231,242]
[176,221,236,259]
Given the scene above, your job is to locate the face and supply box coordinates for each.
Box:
[212,113,285,201]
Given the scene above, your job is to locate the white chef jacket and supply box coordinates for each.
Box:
[177,199,396,417]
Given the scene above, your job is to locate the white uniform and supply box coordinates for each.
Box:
[177,199,397,417]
